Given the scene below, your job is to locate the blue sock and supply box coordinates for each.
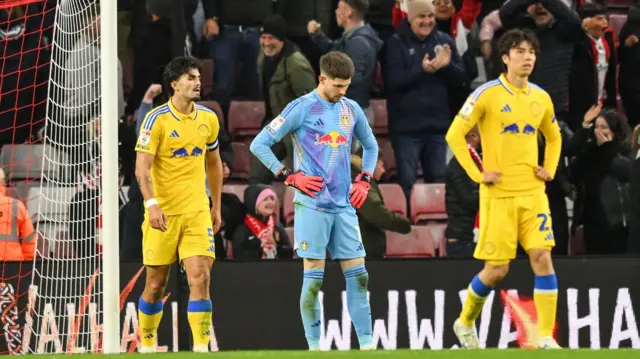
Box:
[344,264,373,348]
[300,269,324,350]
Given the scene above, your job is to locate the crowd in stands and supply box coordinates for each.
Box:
[1,0,640,261]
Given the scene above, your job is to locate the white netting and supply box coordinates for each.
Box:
[26,0,106,353]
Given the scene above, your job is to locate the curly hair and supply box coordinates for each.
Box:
[597,109,632,156]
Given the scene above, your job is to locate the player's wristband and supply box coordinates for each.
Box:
[145,198,158,209]
[276,167,292,181]
[356,172,373,185]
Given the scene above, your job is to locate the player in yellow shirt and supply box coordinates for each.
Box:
[445,29,562,349]
[134,57,223,353]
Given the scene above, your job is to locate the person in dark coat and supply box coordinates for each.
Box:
[232,185,293,259]
[350,147,411,258]
[619,5,640,128]
[570,109,632,255]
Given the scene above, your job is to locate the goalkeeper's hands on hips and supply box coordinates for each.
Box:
[148,204,168,232]
[350,172,372,209]
[277,167,324,198]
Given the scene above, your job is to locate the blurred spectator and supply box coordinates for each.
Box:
[383,0,466,199]
[308,0,384,124]
[249,14,316,185]
[570,110,632,255]
[619,4,640,128]
[232,185,293,260]
[568,3,617,131]
[444,126,480,258]
[0,169,35,261]
[627,125,640,254]
[202,0,273,111]
[350,147,411,258]
[367,0,397,42]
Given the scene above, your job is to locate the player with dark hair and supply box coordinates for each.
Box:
[251,51,379,351]
[445,29,562,349]
[135,56,223,353]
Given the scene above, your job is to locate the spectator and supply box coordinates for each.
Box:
[232,185,293,260]
[367,0,397,42]
[444,126,480,258]
[308,0,384,124]
[627,125,640,254]
[619,4,640,128]
[350,147,411,258]
[0,169,35,261]
[249,14,316,185]
[202,0,273,111]
[568,3,617,131]
[383,0,466,199]
[570,109,632,255]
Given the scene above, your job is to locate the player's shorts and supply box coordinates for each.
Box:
[474,191,555,263]
[142,210,215,265]
[293,204,365,260]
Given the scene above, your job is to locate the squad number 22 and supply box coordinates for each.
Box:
[537,213,552,231]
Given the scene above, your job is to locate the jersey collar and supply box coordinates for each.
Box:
[168,97,198,121]
[499,74,530,96]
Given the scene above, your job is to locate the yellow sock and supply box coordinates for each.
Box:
[534,274,558,338]
[138,298,164,348]
[459,275,493,327]
[187,300,212,348]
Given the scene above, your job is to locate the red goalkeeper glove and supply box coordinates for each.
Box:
[277,167,324,198]
[349,172,373,209]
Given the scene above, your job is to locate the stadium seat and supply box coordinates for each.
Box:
[378,184,407,216]
[370,99,388,135]
[283,187,295,226]
[201,59,214,99]
[222,184,248,202]
[386,226,435,258]
[228,101,265,136]
[230,143,251,180]
[410,183,447,223]
[1,144,67,181]
[197,101,224,126]
[609,14,627,38]
[569,225,586,255]
[427,222,447,248]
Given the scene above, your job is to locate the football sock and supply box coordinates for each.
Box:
[459,275,493,327]
[187,300,212,348]
[300,269,324,350]
[344,264,373,348]
[138,298,164,348]
[534,274,558,338]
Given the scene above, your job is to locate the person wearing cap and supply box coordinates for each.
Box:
[383,0,466,200]
[249,14,316,185]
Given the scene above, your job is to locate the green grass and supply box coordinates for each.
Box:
[40,349,638,358]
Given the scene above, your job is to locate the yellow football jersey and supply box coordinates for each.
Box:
[446,74,562,198]
[135,99,220,215]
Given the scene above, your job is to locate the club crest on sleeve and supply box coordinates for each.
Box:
[460,98,476,116]
[139,130,151,145]
[267,116,285,134]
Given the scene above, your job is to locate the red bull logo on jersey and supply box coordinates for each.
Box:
[171,146,203,158]
[501,122,536,136]
[315,131,349,148]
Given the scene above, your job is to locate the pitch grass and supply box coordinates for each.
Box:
[41,349,638,358]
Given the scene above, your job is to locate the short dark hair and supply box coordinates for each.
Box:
[342,0,370,20]
[578,2,608,20]
[163,57,203,95]
[319,51,354,80]
[498,28,540,58]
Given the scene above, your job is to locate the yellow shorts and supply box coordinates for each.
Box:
[474,191,555,263]
[142,210,215,266]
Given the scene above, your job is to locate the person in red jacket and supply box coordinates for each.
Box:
[0,169,35,261]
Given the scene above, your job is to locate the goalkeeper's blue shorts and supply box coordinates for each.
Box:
[293,204,365,260]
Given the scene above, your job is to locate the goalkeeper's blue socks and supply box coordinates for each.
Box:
[344,264,374,349]
[300,269,324,350]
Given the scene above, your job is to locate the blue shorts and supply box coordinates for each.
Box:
[293,204,366,260]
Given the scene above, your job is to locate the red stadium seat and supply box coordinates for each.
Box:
[201,59,214,99]
[386,226,435,258]
[197,101,224,127]
[228,101,265,136]
[378,184,407,216]
[222,184,248,202]
[230,142,251,180]
[370,99,388,135]
[283,187,295,226]
[609,14,627,39]
[569,225,586,255]
[410,183,447,223]
[427,222,447,246]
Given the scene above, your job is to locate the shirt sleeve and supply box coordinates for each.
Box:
[538,95,563,178]
[135,109,163,155]
[352,103,378,174]
[445,94,485,183]
[207,113,220,151]
[249,99,306,174]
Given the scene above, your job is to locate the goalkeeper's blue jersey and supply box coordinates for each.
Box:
[251,90,378,213]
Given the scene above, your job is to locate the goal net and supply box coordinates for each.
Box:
[0,0,120,354]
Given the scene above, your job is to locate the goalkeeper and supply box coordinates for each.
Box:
[250,51,379,350]
[134,57,223,353]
